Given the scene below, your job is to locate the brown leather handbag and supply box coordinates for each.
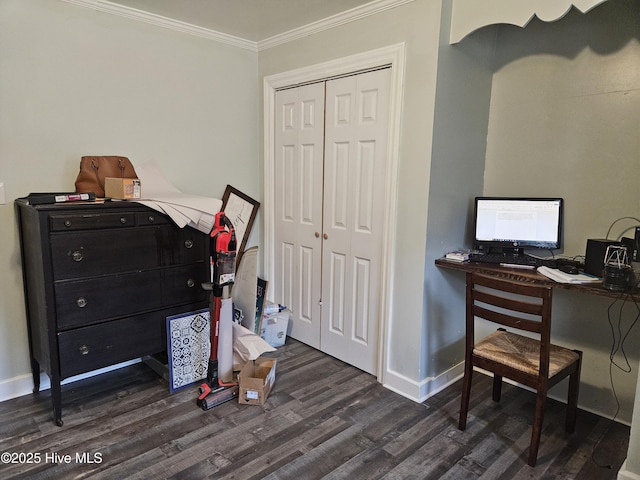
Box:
[75,156,138,197]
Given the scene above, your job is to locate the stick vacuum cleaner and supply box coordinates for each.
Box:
[197,212,239,410]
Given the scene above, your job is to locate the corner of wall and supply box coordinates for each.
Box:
[420,1,495,383]
[383,361,464,403]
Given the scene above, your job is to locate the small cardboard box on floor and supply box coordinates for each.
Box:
[238,356,276,405]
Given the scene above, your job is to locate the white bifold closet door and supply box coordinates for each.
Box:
[274,68,390,375]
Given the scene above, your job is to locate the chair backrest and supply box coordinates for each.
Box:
[467,272,552,333]
[466,271,554,366]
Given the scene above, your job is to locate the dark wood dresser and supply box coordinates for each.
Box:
[15,199,210,425]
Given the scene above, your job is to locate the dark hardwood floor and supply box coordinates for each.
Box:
[0,339,629,479]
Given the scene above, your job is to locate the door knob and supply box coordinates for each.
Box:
[315,232,320,238]
[323,233,328,240]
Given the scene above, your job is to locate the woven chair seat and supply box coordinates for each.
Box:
[474,330,580,377]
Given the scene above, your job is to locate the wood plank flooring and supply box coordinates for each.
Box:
[0,339,629,479]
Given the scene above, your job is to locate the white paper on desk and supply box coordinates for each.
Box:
[537,266,601,284]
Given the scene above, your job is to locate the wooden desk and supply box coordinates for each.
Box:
[435,258,640,302]
[437,257,640,477]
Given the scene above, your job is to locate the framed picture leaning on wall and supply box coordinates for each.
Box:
[221,185,260,264]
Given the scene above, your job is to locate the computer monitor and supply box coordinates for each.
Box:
[473,197,563,254]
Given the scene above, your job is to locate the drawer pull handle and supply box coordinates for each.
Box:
[148,215,155,223]
[64,220,72,228]
[76,297,87,308]
[184,239,194,249]
[79,345,89,355]
[72,251,84,262]
[186,278,195,288]
[120,217,127,224]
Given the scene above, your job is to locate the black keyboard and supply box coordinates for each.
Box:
[469,253,557,268]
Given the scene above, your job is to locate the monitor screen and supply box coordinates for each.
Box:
[473,197,563,251]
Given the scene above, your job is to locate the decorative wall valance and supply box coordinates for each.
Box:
[450,0,609,44]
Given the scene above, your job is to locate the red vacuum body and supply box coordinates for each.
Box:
[197,212,239,410]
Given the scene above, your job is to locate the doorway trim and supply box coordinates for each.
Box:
[263,43,405,383]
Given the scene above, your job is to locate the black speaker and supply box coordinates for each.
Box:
[584,238,620,277]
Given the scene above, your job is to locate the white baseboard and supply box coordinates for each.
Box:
[382,362,465,403]
[0,372,40,403]
[0,359,141,403]
[618,461,640,480]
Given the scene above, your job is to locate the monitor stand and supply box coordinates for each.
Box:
[484,247,525,258]
[502,247,525,257]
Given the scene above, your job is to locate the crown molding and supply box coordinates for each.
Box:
[60,0,415,52]
[60,0,258,51]
[256,0,416,51]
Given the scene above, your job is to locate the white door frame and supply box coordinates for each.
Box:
[263,43,405,382]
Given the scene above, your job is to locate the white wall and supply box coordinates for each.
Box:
[0,0,259,395]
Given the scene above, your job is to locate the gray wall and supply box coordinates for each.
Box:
[423,2,495,381]
[482,0,640,423]
[423,1,640,425]
[423,0,639,424]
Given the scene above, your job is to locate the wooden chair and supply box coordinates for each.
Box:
[458,272,582,467]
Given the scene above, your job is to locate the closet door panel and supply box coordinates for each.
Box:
[274,83,325,348]
[321,69,391,374]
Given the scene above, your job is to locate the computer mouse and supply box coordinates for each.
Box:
[559,264,579,275]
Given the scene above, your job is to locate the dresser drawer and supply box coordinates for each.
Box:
[50,228,162,280]
[55,270,162,329]
[49,212,137,231]
[161,264,209,306]
[161,228,208,265]
[58,312,165,378]
[136,211,171,226]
